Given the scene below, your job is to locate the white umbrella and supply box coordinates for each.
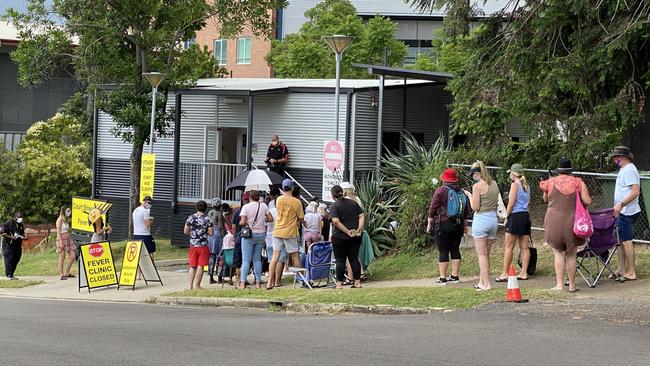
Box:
[243,169,272,192]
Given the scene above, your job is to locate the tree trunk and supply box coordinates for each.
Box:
[129,131,144,240]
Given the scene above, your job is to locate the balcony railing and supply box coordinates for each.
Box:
[178,162,247,202]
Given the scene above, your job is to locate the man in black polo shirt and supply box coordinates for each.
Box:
[265,134,289,177]
[1,212,26,280]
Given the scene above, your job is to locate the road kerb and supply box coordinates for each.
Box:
[154,296,448,315]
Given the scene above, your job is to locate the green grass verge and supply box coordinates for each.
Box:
[0,239,185,277]
[369,245,650,281]
[167,287,567,310]
[0,280,44,288]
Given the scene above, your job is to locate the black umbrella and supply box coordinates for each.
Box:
[226,169,284,191]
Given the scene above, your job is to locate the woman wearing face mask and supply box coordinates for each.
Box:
[496,164,531,282]
[56,206,77,280]
[467,161,500,291]
[2,212,26,280]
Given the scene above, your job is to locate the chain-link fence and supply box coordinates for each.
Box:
[450,163,650,244]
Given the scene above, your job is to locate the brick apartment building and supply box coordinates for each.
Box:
[191,11,277,78]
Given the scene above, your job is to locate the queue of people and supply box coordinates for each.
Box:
[427,145,640,292]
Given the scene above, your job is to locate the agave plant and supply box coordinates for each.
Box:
[380,132,447,188]
[356,172,399,256]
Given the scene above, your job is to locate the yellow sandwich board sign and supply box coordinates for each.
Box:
[139,153,156,202]
[118,241,163,290]
[78,241,118,292]
[71,197,111,232]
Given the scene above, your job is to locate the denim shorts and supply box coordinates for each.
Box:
[471,211,498,240]
[617,213,640,242]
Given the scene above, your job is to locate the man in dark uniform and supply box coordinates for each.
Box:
[2,212,25,280]
[265,134,289,177]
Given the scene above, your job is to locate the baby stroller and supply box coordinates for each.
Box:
[576,208,625,287]
[291,241,333,289]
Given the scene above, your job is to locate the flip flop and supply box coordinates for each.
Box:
[495,277,508,283]
[607,273,622,280]
[569,288,580,293]
[517,277,528,281]
[623,277,637,281]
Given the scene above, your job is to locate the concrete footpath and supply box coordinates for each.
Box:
[1,266,648,313]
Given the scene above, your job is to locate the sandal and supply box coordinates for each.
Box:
[360,274,368,282]
[66,274,76,278]
[342,279,354,286]
[495,276,508,283]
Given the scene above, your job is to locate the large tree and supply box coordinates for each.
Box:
[408,0,650,170]
[8,0,285,227]
[267,0,406,78]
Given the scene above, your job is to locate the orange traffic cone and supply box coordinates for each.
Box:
[506,265,529,303]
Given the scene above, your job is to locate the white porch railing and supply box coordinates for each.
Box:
[178,162,247,202]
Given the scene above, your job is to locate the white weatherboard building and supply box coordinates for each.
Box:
[95,68,452,245]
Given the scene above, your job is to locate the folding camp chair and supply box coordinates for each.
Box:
[576,208,625,288]
[291,241,333,289]
[220,248,235,288]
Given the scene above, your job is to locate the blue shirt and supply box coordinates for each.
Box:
[615,163,641,216]
[512,181,530,214]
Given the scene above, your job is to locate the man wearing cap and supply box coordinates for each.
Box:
[1,212,25,280]
[133,196,156,263]
[267,178,304,289]
[265,135,289,177]
[610,146,641,281]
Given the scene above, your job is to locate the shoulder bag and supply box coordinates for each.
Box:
[240,203,260,238]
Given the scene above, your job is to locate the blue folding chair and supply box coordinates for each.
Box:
[291,241,333,289]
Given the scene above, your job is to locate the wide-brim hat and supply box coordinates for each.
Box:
[440,168,458,183]
[553,157,574,173]
[608,146,634,160]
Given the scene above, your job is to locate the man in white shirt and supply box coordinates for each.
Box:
[133,196,156,263]
[610,146,640,281]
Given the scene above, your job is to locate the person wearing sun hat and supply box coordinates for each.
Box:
[427,168,470,285]
[539,158,592,292]
[496,163,532,283]
[609,146,641,281]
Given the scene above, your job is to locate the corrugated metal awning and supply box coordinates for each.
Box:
[352,63,452,83]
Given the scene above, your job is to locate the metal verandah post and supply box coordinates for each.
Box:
[171,93,182,214]
[246,94,254,170]
[376,75,384,171]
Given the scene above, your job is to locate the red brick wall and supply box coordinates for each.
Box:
[195,13,274,78]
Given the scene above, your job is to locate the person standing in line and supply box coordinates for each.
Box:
[90,213,111,243]
[267,179,304,290]
[56,206,76,280]
[540,158,592,292]
[329,185,365,289]
[207,198,225,284]
[132,196,156,261]
[427,168,469,285]
[2,212,25,280]
[496,164,532,282]
[609,146,641,281]
[303,201,323,250]
[231,193,250,285]
[184,200,214,290]
[239,190,273,289]
[265,196,286,287]
[467,161,500,291]
[265,135,290,177]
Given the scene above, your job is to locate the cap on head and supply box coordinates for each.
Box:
[340,182,355,191]
[282,178,294,190]
[142,196,153,204]
[507,163,524,175]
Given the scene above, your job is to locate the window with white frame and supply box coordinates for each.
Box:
[236,37,251,64]
[213,39,227,65]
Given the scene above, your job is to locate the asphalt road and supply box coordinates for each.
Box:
[0,298,648,366]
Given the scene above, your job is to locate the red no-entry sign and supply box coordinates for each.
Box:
[324,140,344,172]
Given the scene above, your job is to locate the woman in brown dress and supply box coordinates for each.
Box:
[539,158,592,292]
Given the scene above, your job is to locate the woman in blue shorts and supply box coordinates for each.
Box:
[468,161,499,291]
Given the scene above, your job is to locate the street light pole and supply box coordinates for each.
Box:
[323,35,354,142]
[142,72,165,153]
